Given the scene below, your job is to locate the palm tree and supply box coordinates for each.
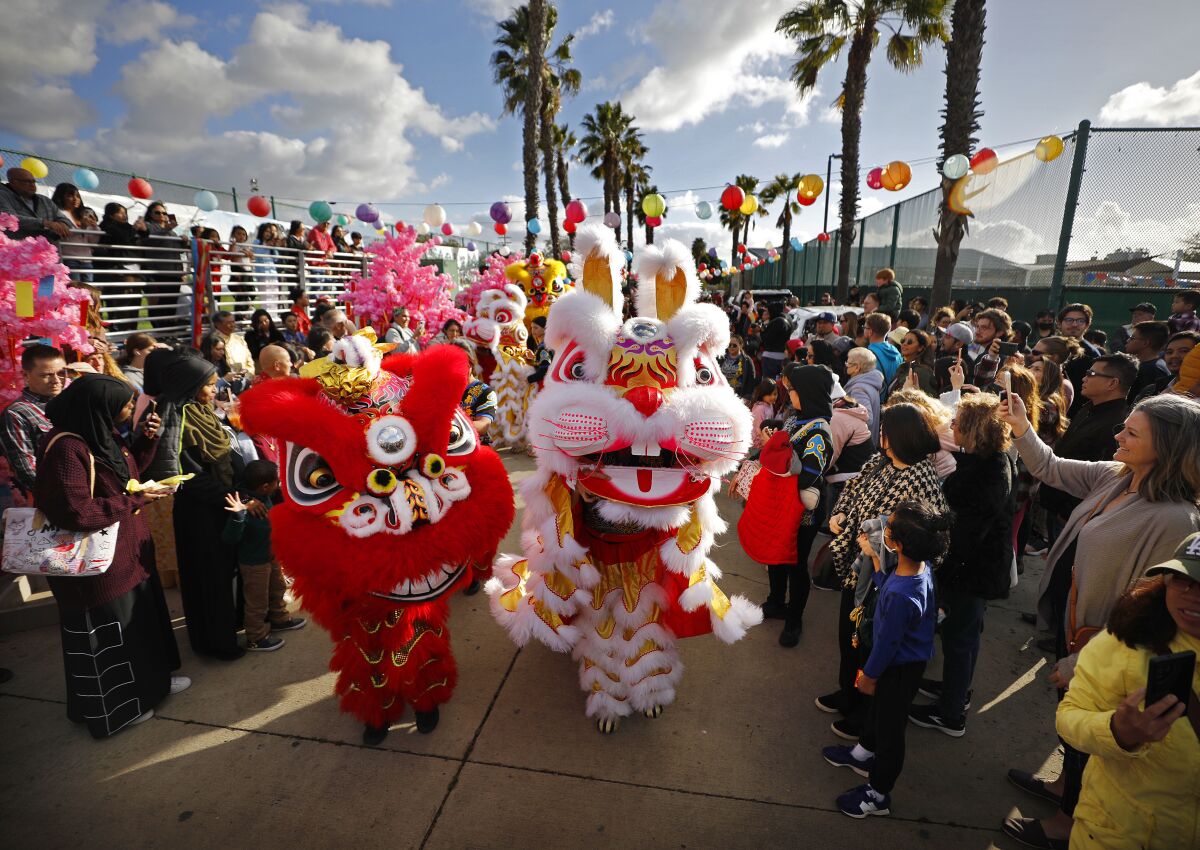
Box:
[778,0,950,299]
[579,101,640,232]
[552,123,576,217]
[719,174,760,266]
[930,0,986,309]
[621,142,650,248]
[492,2,582,255]
[760,172,803,289]
[691,237,708,267]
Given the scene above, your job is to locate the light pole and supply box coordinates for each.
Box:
[822,152,841,235]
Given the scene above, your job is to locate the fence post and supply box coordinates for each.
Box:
[270,195,277,219]
[855,224,864,292]
[231,187,239,213]
[297,251,307,291]
[889,206,901,270]
[1049,119,1091,310]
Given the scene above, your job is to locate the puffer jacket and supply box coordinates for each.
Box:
[1058,628,1200,850]
[938,451,1015,599]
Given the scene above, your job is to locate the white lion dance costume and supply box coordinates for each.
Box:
[465,283,535,448]
[486,224,761,733]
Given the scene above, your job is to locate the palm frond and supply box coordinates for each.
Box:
[885,32,923,70]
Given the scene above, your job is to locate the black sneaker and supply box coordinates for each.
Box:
[915,679,972,710]
[778,625,802,647]
[830,717,861,741]
[761,600,787,620]
[270,617,307,632]
[908,704,966,737]
[815,691,845,715]
[247,635,285,652]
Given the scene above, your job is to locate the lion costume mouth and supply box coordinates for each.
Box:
[577,446,710,507]
[369,563,467,603]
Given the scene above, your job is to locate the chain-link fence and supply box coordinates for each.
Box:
[739,123,1200,330]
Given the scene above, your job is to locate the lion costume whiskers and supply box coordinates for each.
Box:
[485,223,760,733]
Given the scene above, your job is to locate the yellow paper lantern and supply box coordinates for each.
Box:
[20,157,48,179]
[879,160,912,192]
[797,174,824,201]
[1034,136,1064,163]
[641,193,666,218]
[739,194,758,215]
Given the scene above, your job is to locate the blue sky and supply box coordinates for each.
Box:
[1,0,1198,251]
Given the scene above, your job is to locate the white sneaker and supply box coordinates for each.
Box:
[130,709,155,725]
[169,675,192,695]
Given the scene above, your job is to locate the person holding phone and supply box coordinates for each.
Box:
[1054,533,1200,849]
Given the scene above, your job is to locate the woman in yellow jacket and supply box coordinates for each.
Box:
[1056,532,1200,849]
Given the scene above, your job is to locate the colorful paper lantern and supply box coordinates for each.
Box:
[308,200,333,222]
[641,193,666,218]
[720,185,745,212]
[646,215,662,227]
[128,177,154,199]
[797,174,824,201]
[739,194,758,216]
[790,237,803,251]
[565,199,588,223]
[797,194,817,207]
[970,148,998,175]
[942,154,970,180]
[489,201,511,224]
[467,241,477,251]
[879,161,912,192]
[817,232,831,243]
[20,157,48,179]
[603,211,620,228]
[441,223,453,236]
[335,213,351,227]
[494,222,507,235]
[561,251,572,263]
[194,190,219,212]
[356,203,378,223]
[696,200,713,220]
[563,218,576,234]
[526,219,541,234]
[467,221,482,236]
[708,247,719,258]
[1035,136,1064,163]
[417,222,430,235]
[423,204,446,228]
[246,195,271,217]
[866,167,884,190]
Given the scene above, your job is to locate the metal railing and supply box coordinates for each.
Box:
[58,231,367,344]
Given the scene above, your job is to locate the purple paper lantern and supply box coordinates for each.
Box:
[467,241,477,251]
[489,201,512,225]
[356,203,378,223]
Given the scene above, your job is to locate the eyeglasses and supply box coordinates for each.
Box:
[1084,369,1114,380]
[1060,317,1089,325]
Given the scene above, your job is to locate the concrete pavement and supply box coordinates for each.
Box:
[0,451,1063,849]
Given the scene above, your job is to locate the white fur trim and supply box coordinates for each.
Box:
[569,223,625,311]
[709,594,763,644]
[634,239,699,320]
[678,579,714,612]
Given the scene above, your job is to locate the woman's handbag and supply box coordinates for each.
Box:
[1,433,119,577]
[728,459,761,503]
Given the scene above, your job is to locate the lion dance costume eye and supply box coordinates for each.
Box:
[239,330,515,744]
[485,223,761,734]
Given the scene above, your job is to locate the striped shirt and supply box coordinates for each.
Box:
[1,389,53,493]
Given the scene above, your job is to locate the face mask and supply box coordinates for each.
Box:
[1037,320,1054,329]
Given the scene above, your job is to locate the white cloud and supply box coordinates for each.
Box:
[34,5,494,202]
[576,9,615,40]
[620,0,811,132]
[463,0,518,20]
[754,133,789,149]
[1100,69,1200,124]
[104,0,196,45]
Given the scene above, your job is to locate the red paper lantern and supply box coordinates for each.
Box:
[721,185,745,212]
[866,168,883,190]
[494,222,507,235]
[128,177,153,199]
[970,147,999,175]
[247,195,271,217]
[646,215,661,227]
[737,243,746,254]
[563,218,576,234]
[394,222,405,232]
[797,194,817,207]
[817,232,831,243]
[698,263,707,272]
[441,223,453,236]
[561,251,572,263]
[565,199,587,223]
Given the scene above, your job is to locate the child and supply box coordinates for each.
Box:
[280,311,306,347]
[821,500,949,818]
[1168,289,1200,335]
[749,379,778,449]
[222,460,306,651]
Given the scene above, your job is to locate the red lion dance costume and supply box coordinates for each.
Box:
[487,223,761,733]
[240,332,514,744]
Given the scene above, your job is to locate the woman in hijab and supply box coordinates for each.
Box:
[168,354,245,659]
[34,375,188,738]
[764,364,836,647]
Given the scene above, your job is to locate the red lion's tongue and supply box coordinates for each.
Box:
[637,468,654,492]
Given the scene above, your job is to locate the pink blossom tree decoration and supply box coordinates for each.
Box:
[0,213,92,407]
[341,227,465,343]
[457,249,525,315]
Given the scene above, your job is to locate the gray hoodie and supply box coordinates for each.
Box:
[845,369,883,442]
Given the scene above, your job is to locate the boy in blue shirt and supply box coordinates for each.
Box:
[223,460,306,651]
[822,500,949,818]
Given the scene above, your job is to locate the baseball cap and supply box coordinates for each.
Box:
[946,322,975,345]
[817,311,837,323]
[1129,302,1157,314]
[1144,532,1200,583]
[887,328,908,347]
[65,361,99,374]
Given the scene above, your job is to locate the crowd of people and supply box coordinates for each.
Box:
[2,213,1199,847]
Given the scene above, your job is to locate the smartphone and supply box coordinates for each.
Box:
[998,341,1020,360]
[168,214,178,227]
[1146,650,1195,710]
[1000,370,1013,395]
